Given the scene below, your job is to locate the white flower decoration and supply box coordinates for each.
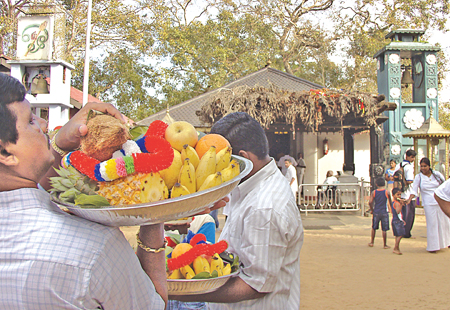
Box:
[403,108,424,130]
[391,144,401,156]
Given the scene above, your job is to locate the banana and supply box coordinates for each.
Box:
[198,172,222,192]
[181,144,200,170]
[180,265,196,279]
[196,146,216,191]
[193,256,211,275]
[168,268,184,279]
[222,263,231,276]
[215,147,232,172]
[178,158,196,194]
[139,172,167,203]
[210,253,223,277]
[159,148,183,190]
[171,182,191,198]
[220,163,236,183]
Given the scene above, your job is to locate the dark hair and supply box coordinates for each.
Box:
[0,73,26,145]
[285,158,292,163]
[375,177,385,187]
[406,149,416,157]
[420,157,431,167]
[390,159,396,163]
[392,188,401,196]
[210,112,269,160]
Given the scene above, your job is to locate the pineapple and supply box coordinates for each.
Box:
[97,172,168,205]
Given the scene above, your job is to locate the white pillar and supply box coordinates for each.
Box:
[48,105,62,131]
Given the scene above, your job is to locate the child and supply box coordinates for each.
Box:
[368,177,392,249]
[391,188,406,255]
[385,159,397,191]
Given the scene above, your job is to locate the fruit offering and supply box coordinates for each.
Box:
[165,232,239,280]
[50,115,240,207]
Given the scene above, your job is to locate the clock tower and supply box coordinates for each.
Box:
[373,29,440,162]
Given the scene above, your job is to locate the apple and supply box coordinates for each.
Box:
[165,121,198,152]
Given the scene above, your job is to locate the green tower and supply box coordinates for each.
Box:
[373,29,440,162]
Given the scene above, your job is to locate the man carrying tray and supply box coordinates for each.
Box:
[171,112,304,309]
[0,73,167,309]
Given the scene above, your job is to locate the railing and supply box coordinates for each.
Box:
[298,179,371,216]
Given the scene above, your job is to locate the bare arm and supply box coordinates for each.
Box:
[170,275,267,303]
[136,224,168,308]
[435,193,450,219]
[39,102,126,190]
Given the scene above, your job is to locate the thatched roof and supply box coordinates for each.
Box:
[197,84,393,132]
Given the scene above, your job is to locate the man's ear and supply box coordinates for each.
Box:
[0,145,19,166]
[238,150,249,159]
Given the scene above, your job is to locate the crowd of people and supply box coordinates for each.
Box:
[370,149,450,254]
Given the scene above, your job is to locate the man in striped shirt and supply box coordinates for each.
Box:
[0,73,167,309]
[172,112,304,309]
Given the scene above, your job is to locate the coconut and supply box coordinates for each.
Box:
[80,114,130,161]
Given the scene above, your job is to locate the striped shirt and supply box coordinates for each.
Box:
[209,159,304,309]
[0,188,164,310]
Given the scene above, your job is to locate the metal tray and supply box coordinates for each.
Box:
[52,155,252,227]
[168,270,239,295]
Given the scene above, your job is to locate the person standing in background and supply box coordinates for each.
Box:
[385,159,397,192]
[285,158,298,199]
[277,153,297,175]
[296,152,306,196]
[399,150,416,238]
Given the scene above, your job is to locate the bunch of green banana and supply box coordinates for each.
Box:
[195,146,217,190]
[178,158,196,194]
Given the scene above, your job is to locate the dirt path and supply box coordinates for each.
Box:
[300,214,450,310]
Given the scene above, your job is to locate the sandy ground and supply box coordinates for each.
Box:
[300,213,450,310]
[121,211,450,309]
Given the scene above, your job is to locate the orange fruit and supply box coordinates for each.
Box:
[172,243,193,258]
[195,134,231,159]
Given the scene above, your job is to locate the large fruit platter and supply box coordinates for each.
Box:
[165,232,240,295]
[50,114,252,226]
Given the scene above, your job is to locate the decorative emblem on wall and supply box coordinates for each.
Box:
[391,144,401,155]
[390,77,400,86]
[403,108,424,130]
[22,21,49,56]
[389,53,400,64]
[427,88,437,99]
[426,54,436,65]
[390,87,401,99]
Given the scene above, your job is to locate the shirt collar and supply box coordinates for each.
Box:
[236,158,278,197]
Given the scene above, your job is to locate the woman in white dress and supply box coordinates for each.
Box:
[406,157,450,253]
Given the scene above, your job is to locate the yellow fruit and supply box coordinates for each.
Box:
[180,265,196,279]
[222,263,231,276]
[159,148,182,190]
[165,121,198,152]
[172,243,193,258]
[178,158,196,194]
[168,269,183,279]
[181,144,200,170]
[216,147,232,172]
[196,146,216,191]
[139,172,167,203]
[193,256,211,275]
[210,253,223,277]
[97,172,148,205]
[198,172,222,192]
[195,134,230,159]
[171,182,191,198]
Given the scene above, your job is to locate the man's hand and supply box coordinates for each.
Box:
[55,102,125,152]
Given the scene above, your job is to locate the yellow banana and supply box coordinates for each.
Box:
[140,172,167,203]
[168,268,183,279]
[216,147,232,172]
[181,144,200,170]
[171,182,191,198]
[180,265,196,279]
[210,253,223,277]
[198,172,222,192]
[196,146,217,191]
[159,149,183,190]
[222,263,231,276]
[178,158,196,194]
[193,256,211,275]
[220,163,236,183]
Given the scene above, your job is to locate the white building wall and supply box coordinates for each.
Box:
[354,131,371,181]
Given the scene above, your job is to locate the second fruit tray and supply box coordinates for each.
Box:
[52,155,252,227]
